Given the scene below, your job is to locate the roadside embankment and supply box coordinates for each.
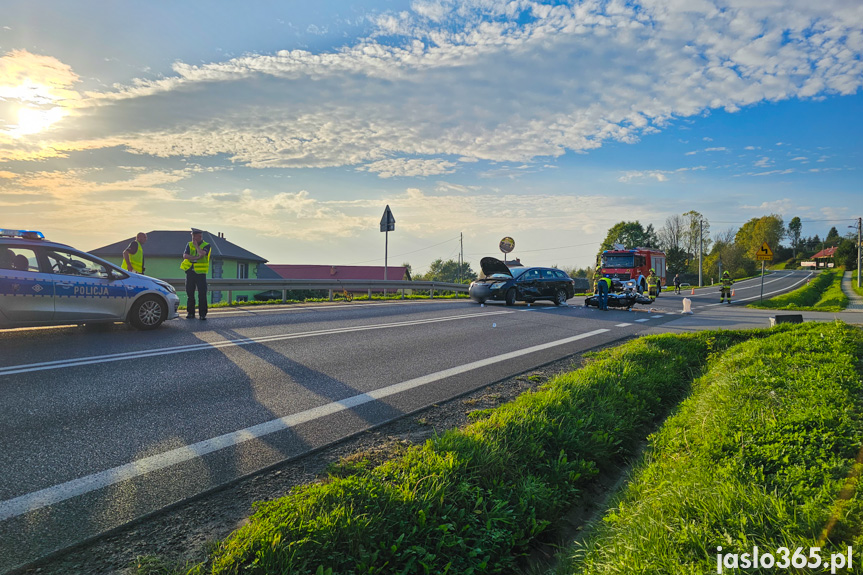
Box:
[561,321,863,574]
[747,268,848,312]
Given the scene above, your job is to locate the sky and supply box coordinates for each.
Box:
[0,0,861,274]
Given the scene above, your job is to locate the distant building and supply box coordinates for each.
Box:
[811,246,838,269]
[268,264,410,283]
[91,230,268,304]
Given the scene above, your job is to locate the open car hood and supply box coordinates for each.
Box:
[479,257,514,278]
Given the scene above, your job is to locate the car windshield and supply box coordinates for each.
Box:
[602,255,634,268]
[483,273,512,280]
[510,268,530,279]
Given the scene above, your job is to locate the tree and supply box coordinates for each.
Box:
[825,226,841,246]
[665,246,689,275]
[420,258,477,283]
[787,217,802,258]
[658,214,685,251]
[836,239,858,270]
[681,211,711,275]
[735,214,785,259]
[597,221,653,259]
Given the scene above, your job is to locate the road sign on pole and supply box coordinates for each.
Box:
[756,242,773,261]
[380,205,395,285]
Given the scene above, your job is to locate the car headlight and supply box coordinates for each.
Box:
[155,280,176,294]
[490,282,507,289]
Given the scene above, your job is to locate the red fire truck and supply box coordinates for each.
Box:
[600,246,666,294]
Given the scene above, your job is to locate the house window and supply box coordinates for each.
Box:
[237,262,249,279]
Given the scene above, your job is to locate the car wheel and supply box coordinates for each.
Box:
[129,295,167,330]
[505,288,517,306]
[554,289,567,306]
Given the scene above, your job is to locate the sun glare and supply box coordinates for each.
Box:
[12,106,67,137]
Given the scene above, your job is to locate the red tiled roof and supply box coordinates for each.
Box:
[812,247,838,259]
[268,264,408,281]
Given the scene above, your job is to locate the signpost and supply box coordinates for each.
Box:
[380,205,395,287]
[499,236,515,261]
[756,242,773,301]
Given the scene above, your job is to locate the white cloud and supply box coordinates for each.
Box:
[357,158,457,178]
[3,0,860,169]
[704,147,727,152]
[754,156,773,168]
[741,199,795,213]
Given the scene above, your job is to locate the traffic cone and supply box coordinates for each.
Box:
[732,289,735,297]
[691,287,695,295]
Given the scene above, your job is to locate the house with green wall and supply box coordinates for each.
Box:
[90,230,269,305]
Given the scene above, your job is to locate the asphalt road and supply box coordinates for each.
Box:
[0,269,851,573]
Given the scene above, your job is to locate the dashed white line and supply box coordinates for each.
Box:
[615,323,633,327]
[635,319,650,322]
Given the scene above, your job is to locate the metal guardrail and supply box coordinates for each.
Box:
[162,278,469,302]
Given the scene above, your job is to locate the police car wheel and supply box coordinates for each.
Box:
[130,295,167,330]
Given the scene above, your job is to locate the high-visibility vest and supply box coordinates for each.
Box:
[647,274,658,287]
[122,243,144,273]
[180,241,210,274]
[721,276,733,287]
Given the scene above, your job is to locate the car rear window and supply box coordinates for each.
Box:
[0,246,39,273]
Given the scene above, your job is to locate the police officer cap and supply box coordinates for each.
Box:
[191,227,204,234]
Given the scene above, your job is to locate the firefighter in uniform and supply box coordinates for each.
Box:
[647,268,660,299]
[720,270,733,303]
[181,228,211,319]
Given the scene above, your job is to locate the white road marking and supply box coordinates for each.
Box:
[0,328,610,521]
[615,323,633,327]
[649,315,664,318]
[0,311,513,376]
[635,319,650,322]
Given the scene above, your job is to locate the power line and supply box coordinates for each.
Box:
[338,235,461,266]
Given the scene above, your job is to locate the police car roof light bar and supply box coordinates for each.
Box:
[0,229,45,239]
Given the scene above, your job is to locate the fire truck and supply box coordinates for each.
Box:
[599,246,666,294]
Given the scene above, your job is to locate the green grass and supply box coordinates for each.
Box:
[160,331,774,575]
[747,269,848,312]
[559,322,863,575]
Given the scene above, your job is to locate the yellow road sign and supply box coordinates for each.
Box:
[756,242,773,261]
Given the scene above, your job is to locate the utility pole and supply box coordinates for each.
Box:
[459,232,464,284]
[698,219,703,287]
[857,217,861,288]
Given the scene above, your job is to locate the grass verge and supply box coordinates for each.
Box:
[144,330,774,575]
[747,268,848,312]
[560,322,863,574]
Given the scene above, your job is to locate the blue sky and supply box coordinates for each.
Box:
[0,0,860,273]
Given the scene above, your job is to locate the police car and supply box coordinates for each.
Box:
[0,229,180,330]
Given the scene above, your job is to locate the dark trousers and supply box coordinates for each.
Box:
[185,270,208,317]
[597,281,609,310]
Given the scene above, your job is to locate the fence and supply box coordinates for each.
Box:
[163,278,469,303]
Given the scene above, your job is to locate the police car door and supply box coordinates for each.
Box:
[45,249,128,321]
[0,246,54,324]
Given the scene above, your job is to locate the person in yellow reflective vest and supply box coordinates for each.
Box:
[646,268,660,299]
[181,228,211,319]
[121,232,147,273]
[720,270,734,304]
[595,275,612,310]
